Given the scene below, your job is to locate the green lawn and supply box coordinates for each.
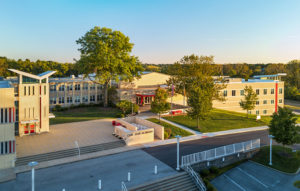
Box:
[251,145,300,173]
[50,106,119,125]
[147,118,193,139]
[163,109,267,132]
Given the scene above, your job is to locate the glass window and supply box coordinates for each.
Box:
[271,100,274,104]
[97,94,103,101]
[67,96,73,103]
[263,100,267,104]
[75,96,81,103]
[44,86,46,95]
[256,89,260,95]
[263,110,267,114]
[50,85,56,92]
[28,86,31,95]
[67,84,73,91]
[50,98,56,104]
[264,89,267,95]
[232,90,236,96]
[83,83,88,90]
[75,84,81,91]
[223,90,227,97]
[279,88,283,94]
[279,99,283,103]
[90,84,96,90]
[32,86,35,95]
[97,85,102,90]
[82,96,88,103]
[59,85,65,91]
[256,101,259,105]
[59,97,64,104]
[90,95,95,102]
[271,88,274,94]
[256,110,259,115]
[240,90,244,96]
[24,86,26,96]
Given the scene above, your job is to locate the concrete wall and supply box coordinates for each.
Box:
[125,128,154,146]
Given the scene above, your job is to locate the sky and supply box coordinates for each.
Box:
[1,0,300,64]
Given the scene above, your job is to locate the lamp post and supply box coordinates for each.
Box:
[268,135,275,166]
[175,135,181,171]
[28,161,38,191]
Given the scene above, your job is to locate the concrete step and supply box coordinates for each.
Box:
[130,172,198,191]
[16,140,125,166]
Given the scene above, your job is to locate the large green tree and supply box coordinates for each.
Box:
[239,86,258,118]
[151,87,171,122]
[269,107,298,147]
[76,26,144,107]
[286,60,300,89]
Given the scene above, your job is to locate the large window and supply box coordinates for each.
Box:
[271,88,274,94]
[22,76,39,84]
[223,90,227,97]
[240,90,244,96]
[232,90,236,96]
[75,84,80,91]
[256,101,260,105]
[59,97,64,104]
[263,110,267,115]
[90,95,95,102]
[67,96,73,103]
[90,84,96,90]
[82,96,88,103]
[279,99,283,103]
[256,89,260,95]
[59,85,65,91]
[0,140,15,155]
[263,100,267,104]
[50,85,56,92]
[271,100,275,104]
[97,94,103,101]
[279,88,283,94]
[67,84,73,91]
[263,89,267,95]
[50,98,56,104]
[83,83,88,90]
[75,96,81,103]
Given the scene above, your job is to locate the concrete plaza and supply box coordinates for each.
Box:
[0,149,177,191]
[16,119,119,157]
[212,161,299,191]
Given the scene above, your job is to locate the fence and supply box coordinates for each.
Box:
[181,139,260,167]
[121,181,128,191]
[185,165,206,191]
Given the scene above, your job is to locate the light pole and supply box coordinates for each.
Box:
[28,161,38,191]
[268,135,275,166]
[175,135,181,171]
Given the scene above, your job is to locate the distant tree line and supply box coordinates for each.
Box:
[0,56,79,78]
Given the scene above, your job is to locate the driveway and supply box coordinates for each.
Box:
[0,150,178,191]
[212,161,299,191]
[16,119,119,157]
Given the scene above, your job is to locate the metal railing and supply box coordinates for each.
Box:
[181,139,260,167]
[121,181,128,191]
[185,165,206,191]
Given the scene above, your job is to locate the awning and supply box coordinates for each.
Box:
[20,119,39,124]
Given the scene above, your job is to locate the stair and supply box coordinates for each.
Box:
[16,140,125,166]
[130,172,199,191]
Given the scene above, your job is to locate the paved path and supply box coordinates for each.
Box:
[212,161,299,191]
[160,118,200,135]
[16,119,118,157]
[0,150,177,191]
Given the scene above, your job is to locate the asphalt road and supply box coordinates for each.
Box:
[143,130,269,169]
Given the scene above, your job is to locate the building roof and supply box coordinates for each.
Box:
[253,73,287,79]
[0,80,13,88]
[8,69,56,80]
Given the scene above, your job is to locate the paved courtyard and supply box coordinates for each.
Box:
[16,119,119,157]
[212,161,300,191]
[0,150,178,191]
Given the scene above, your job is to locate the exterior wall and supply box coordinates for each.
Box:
[0,88,16,170]
[18,83,50,136]
[213,81,284,115]
[125,128,154,146]
[49,80,104,108]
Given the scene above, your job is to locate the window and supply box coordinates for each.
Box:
[50,85,56,92]
[97,94,103,101]
[279,99,283,103]
[279,88,283,94]
[256,89,260,95]
[75,96,81,103]
[271,100,275,104]
[97,85,102,90]
[90,95,95,102]
[83,83,88,90]
[90,84,96,90]
[24,86,26,96]
[263,110,267,115]
[240,90,244,96]
[82,96,88,103]
[28,86,31,95]
[256,110,259,115]
[59,97,65,104]
[232,90,236,96]
[59,85,65,91]
[264,89,267,95]
[271,88,274,94]
[0,140,15,155]
[223,90,227,97]
[50,98,56,104]
[256,101,260,105]
[75,84,80,91]
[67,85,73,91]
[44,86,46,95]
[0,109,3,123]
[4,109,7,123]
[263,100,267,104]
[67,96,73,104]
[32,86,35,95]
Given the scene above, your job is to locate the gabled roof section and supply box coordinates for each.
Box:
[8,69,56,80]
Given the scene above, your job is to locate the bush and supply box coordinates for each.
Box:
[164,131,170,139]
[203,178,217,191]
[165,128,172,137]
[116,113,125,118]
[200,169,210,177]
[209,166,220,174]
[294,180,300,188]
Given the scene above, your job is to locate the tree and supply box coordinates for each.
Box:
[151,88,171,122]
[76,26,144,107]
[116,100,139,116]
[265,63,286,75]
[269,107,298,148]
[286,60,300,89]
[239,86,258,118]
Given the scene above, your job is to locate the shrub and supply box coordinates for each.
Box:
[200,169,210,177]
[165,128,172,137]
[54,105,62,111]
[294,180,300,188]
[209,166,220,174]
[164,131,170,139]
[203,178,217,191]
[116,113,125,118]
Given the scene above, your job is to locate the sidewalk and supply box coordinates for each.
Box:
[160,118,200,135]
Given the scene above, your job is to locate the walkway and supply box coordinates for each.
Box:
[0,150,178,191]
[212,161,299,191]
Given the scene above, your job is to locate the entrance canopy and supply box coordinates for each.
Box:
[136,93,155,106]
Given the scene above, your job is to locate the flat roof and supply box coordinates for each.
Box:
[253,73,287,78]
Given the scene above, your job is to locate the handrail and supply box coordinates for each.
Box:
[185,165,206,191]
[121,181,128,191]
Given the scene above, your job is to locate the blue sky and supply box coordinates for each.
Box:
[1,0,300,64]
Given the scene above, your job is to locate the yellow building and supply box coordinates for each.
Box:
[8,69,56,136]
[0,81,16,170]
